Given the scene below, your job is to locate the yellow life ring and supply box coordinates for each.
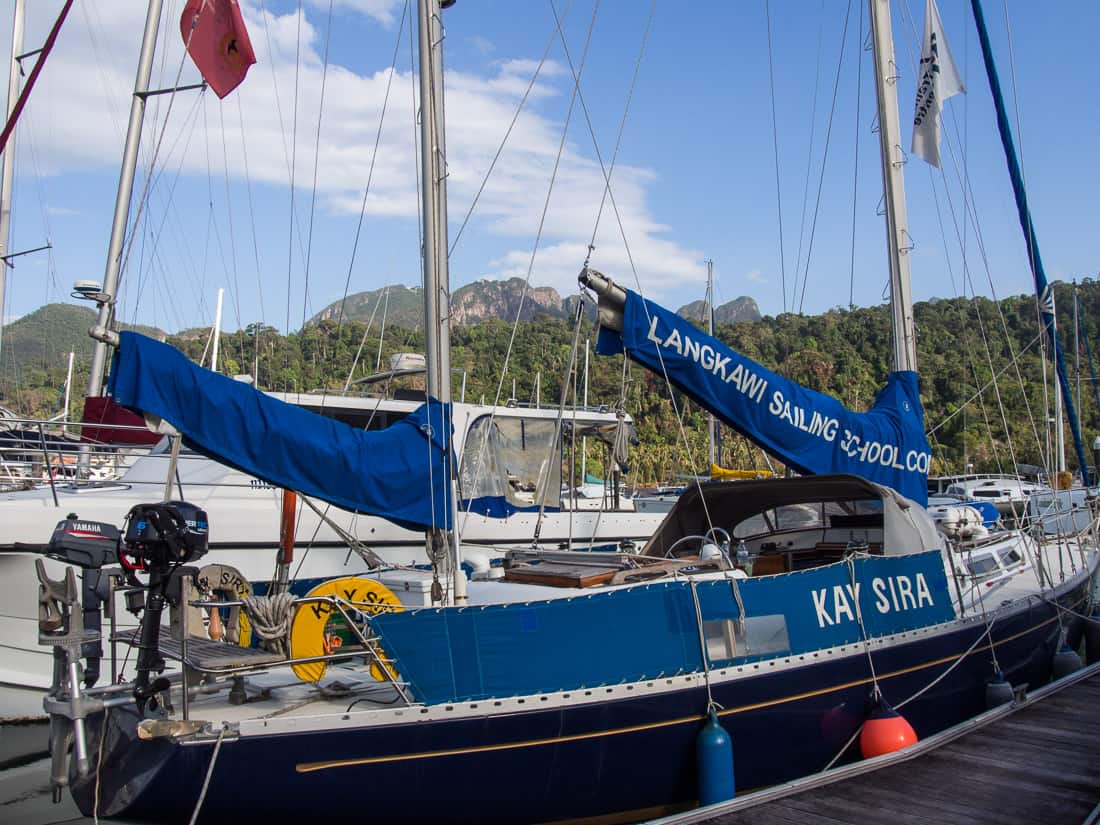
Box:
[289,576,402,683]
[195,563,253,647]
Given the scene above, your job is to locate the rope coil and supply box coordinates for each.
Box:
[242,592,296,657]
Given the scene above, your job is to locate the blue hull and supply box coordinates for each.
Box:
[72,583,1081,824]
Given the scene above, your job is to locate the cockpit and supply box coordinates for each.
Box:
[641,474,942,576]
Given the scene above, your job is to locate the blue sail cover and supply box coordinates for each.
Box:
[597,290,932,504]
[108,331,452,531]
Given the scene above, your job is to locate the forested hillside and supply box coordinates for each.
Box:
[4,283,1100,484]
[0,304,164,419]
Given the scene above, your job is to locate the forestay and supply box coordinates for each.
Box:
[108,331,453,531]
[595,290,932,504]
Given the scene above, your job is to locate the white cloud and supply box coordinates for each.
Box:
[305,0,404,27]
[13,0,703,313]
[469,34,494,57]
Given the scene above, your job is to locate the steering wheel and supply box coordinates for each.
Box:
[662,534,710,560]
[704,526,731,549]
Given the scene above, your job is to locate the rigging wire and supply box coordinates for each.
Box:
[458,0,594,537]
[796,0,855,315]
[116,15,204,326]
[129,92,208,327]
[343,288,387,391]
[448,0,576,257]
[580,0,655,259]
[790,1,827,315]
[927,330,1042,434]
[847,4,865,315]
[541,6,717,529]
[335,1,410,333]
[235,94,269,383]
[284,0,304,337]
[896,0,1042,473]
[932,3,1042,475]
[218,105,243,330]
[842,4,867,411]
[299,0,337,333]
[763,0,788,315]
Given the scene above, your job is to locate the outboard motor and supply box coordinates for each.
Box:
[120,501,208,712]
[34,501,208,799]
[42,517,122,687]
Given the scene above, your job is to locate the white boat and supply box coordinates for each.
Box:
[0,391,660,718]
[934,474,1046,518]
[633,486,682,513]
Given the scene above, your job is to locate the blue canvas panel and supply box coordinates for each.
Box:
[596,290,932,504]
[460,495,559,518]
[108,331,453,531]
[371,550,955,704]
[701,549,956,655]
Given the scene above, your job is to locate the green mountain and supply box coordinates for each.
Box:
[309,285,425,328]
[310,279,761,328]
[309,279,570,327]
[676,296,762,325]
[4,284,1098,484]
[0,303,165,418]
[2,303,165,372]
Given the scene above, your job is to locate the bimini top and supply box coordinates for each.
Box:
[643,473,941,558]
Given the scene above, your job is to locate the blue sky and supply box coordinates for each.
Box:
[1,0,1097,340]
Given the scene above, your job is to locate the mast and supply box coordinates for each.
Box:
[210,287,224,372]
[417,0,464,604]
[706,259,716,468]
[85,0,164,399]
[1050,287,1065,474]
[1073,280,1081,435]
[63,350,74,423]
[0,0,24,368]
[969,0,1090,486]
[581,339,589,483]
[868,0,917,374]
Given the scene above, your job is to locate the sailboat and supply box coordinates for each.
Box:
[0,2,662,719]
[32,0,1098,822]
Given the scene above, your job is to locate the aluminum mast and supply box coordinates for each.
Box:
[85,0,164,398]
[868,0,918,374]
[417,0,465,604]
[0,0,24,367]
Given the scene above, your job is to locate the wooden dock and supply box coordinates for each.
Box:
[651,664,1100,825]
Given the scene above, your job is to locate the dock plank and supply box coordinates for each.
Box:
[679,668,1100,825]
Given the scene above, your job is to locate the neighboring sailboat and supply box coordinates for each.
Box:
[31,1,1099,823]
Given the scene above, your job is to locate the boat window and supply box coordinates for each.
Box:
[306,406,410,432]
[732,502,824,538]
[967,555,999,576]
[730,498,881,540]
[704,614,791,663]
[460,415,561,509]
[998,548,1022,565]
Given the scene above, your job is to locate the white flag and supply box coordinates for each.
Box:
[911,0,964,168]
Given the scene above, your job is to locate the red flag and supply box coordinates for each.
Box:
[180,0,257,99]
